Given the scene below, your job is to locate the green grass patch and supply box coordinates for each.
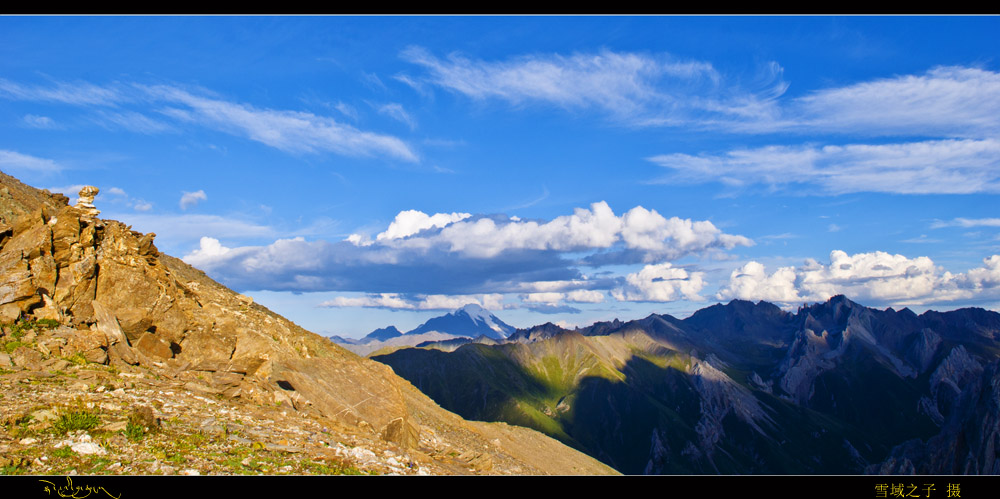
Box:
[302,458,370,475]
[3,341,26,354]
[52,409,101,434]
[124,421,145,442]
[64,353,88,365]
[52,447,76,458]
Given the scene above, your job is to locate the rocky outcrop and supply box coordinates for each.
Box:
[0,175,615,475]
[0,186,415,434]
[690,359,773,454]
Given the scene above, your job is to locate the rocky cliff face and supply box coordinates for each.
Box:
[0,171,615,476]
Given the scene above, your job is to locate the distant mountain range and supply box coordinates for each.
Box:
[332,303,515,356]
[370,295,1000,475]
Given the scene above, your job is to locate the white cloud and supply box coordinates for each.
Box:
[0,78,123,106]
[0,150,61,173]
[521,289,605,304]
[612,263,707,302]
[333,101,359,121]
[94,110,173,134]
[957,255,1000,290]
[0,77,417,163]
[319,293,505,311]
[145,85,418,162]
[716,250,1000,307]
[931,218,1000,229]
[792,66,1000,138]
[132,200,153,212]
[373,201,751,260]
[179,203,748,296]
[179,190,207,210]
[376,102,418,130]
[649,139,1000,195]
[186,236,231,262]
[373,210,471,242]
[716,261,802,304]
[402,46,783,125]
[22,114,58,129]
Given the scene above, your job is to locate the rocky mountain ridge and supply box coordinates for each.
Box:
[373,295,1000,474]
[0,170,615,476]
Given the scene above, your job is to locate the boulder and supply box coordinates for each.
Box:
[135,332,174,360]
[11,346,43,370]
[380,416,420,449]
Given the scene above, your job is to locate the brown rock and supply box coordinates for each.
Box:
[209,371,244,389]
[381,416,420,449]
[184,381,221,395]
[37,336,67,358]
[91,301,130,346]
[63,326,108,357]
[11,346,43,370]
[132,405,159,428]
[50,206,81,261]
[82,347,108,365]
[41,358,72,372]
[469,453,494,472]
[177,329,235,368]
[269,357,409,430]
[0,303,21,323]
[137,232,158,257]
[0,256,37,309]
[135,332,174,360]
[108,343,139,366]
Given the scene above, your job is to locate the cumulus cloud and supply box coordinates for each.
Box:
[179,190,207,210]
[716,261,801,304]
[373,210,471,242]
[182,203,749,298]
[649,139,1000,195]
[717,250,1000,307]
[131,200,153,212]
[612,263,707,302]
[361,201,752,260]
[957,255,1000,290]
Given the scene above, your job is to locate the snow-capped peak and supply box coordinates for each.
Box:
[459,303,505,333]
[403,303,514,340]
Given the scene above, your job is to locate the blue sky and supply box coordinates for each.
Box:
[2,16,999,338]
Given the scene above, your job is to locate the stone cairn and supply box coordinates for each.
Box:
[74,186,100,219]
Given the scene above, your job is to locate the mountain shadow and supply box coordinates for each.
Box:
[374,296,1000,475]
